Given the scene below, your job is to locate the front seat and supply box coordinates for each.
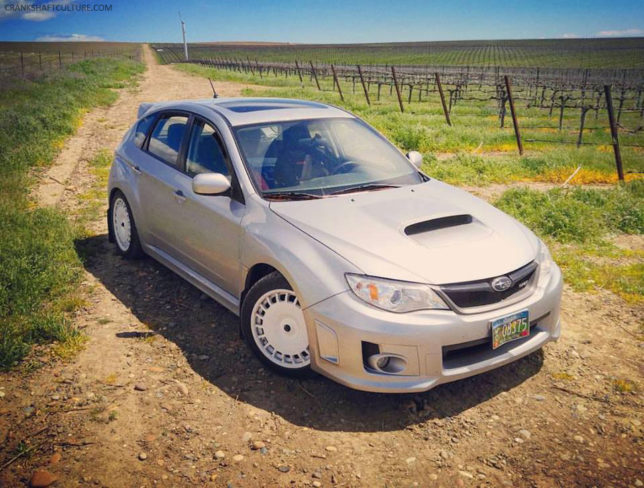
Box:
[273,124,310,187]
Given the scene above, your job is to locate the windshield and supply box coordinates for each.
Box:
[233,117,423,198]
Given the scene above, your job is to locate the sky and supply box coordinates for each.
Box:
[0,0,643,43]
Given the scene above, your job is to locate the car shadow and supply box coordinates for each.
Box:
[76,233,544,433]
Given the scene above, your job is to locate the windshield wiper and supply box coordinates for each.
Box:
[264,191,324,201]
[330,183,400,196]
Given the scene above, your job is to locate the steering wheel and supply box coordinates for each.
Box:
[331,161,359,175]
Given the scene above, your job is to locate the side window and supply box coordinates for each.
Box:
[186,120,230,177]
[147,115,189,166]
[133,114,156,148]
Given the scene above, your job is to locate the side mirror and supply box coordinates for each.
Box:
[192,173,231,195]
[406,151,423,169]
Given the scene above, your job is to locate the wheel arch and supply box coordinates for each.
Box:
[241,262,287,305]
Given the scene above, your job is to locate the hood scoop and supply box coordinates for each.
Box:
[404,214,473,236]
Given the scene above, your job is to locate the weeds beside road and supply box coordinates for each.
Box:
[0,57,144,368]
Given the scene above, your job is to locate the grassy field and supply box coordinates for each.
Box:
[156,38,644,68]
[0,41,141,81]
[0,57,144,369]
[176,62,644,304]
[496,184,644,303]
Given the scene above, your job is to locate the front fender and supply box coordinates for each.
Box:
[241,202,361,309]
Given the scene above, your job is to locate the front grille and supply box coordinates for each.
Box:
[440,261,537,309]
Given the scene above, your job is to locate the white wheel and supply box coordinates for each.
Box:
[112,197,132,252]
[250,289,310,369]
[110,192,143,259]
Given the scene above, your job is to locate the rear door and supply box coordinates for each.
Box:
[136,112,191,258]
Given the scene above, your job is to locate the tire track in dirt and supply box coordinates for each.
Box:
[36,44,253,207]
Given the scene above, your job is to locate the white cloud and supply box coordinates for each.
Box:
[36,33,104,42]
[596,28,644,37]
[22,10,55,21]
[561,33,580,39]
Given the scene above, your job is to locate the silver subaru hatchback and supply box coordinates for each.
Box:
[108,98,562,393]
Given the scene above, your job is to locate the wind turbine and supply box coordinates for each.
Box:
[179,12,188,61]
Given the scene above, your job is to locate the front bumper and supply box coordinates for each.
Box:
[304,264,563,393]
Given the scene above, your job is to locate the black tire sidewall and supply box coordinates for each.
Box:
[110,191,143,259]
[241,272,312,377]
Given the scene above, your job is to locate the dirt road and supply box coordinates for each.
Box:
[1,46,642,488]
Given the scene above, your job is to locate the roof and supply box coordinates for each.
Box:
[138,98,354,127]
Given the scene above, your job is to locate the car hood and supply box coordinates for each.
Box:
[269,180,539,285]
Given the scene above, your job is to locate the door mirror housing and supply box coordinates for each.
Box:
[406,151,423,169]
[192,173,231,195]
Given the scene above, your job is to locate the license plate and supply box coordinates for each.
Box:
[491,310,529,349]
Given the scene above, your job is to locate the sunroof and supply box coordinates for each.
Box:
[218,99,328,113]
[223,105,288,113]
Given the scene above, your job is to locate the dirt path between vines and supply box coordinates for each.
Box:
[1,46,642,488]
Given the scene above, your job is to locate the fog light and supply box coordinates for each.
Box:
[376,356,390,370]
[367,354,407,374]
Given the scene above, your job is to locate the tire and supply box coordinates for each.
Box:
[241,272,312,377]
[109,191,144,259]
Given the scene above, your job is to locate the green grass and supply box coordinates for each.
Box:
[0,57,143,369]
[494,182,643,302]
[154,38,644,68]
[495,182,643,243]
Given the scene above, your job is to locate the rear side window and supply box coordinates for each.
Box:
[185,120,230,177]
[147,115,189,167]
[133,114,156,148]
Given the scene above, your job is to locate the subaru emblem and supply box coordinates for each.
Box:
[491,276,513,292]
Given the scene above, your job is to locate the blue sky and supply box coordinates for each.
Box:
[0,0,643,43]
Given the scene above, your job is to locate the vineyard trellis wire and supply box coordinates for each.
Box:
[154,45,644,181]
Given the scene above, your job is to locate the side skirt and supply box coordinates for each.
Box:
[143,243,241,316]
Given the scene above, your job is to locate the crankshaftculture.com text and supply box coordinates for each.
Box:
[4,2,112,13]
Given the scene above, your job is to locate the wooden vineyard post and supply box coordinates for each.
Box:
[357,65,370,105]
[309,61,321,91]
[604,85,625,182]
[294,60,303,86]
[330,64,344,102]
[391,66,404,113]
[504,76,523,155]
[617,86,625,123]
[577,107,590,148]
[558,96,570,131]
[435,73,451,126]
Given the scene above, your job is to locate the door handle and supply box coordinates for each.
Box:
[131,165,142,175]
[174,189,187,204]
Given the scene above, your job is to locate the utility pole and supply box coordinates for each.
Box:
[179,12,188,61]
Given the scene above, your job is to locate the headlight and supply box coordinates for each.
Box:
[537,240,554,277]
[345,274,449,313]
